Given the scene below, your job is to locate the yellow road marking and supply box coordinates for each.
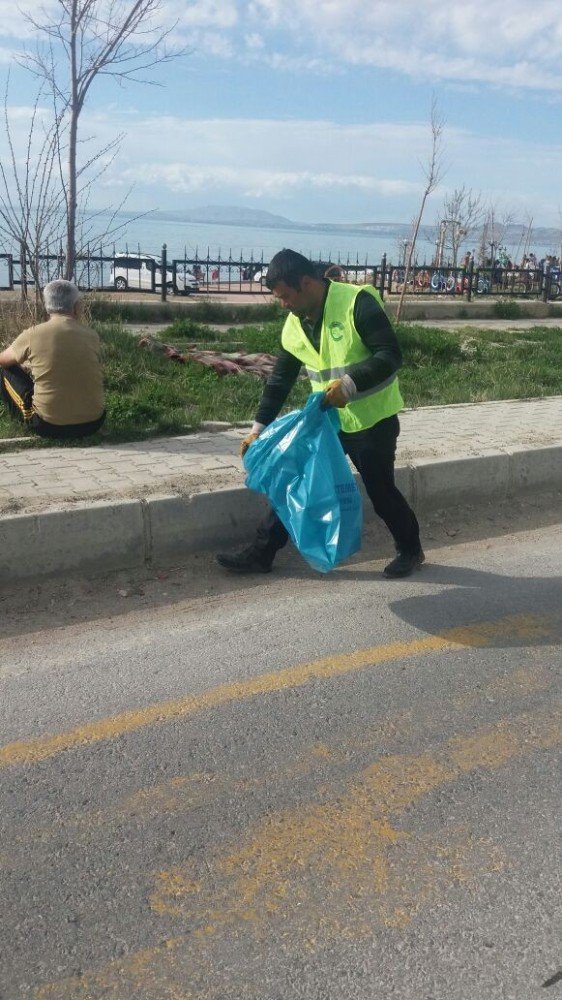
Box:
[150,706,561,928]
[35,706,561,999]
[1,662,554,867]
[34,939,187,1000]
[1,611,558,769]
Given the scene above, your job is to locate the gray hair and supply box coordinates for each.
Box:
[43,279,80,314]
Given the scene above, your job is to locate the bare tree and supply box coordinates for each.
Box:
[477,204,516,266]
[0,80,67,307]
[396,98,446,323]
[0,78,149,306]
[519,212,534,264]
[19,0,182,279]
[436,186,483,267]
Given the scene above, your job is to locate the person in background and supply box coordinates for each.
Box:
[217,248,424,579]
[0,279,105,439]
[323,263,345,281]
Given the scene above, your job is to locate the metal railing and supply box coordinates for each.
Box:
[1,244,560,302]
[384,261,562,301]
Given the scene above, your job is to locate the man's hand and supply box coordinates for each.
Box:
[323,378,349,408]
[239,431,260,457]
[0,346,17,368]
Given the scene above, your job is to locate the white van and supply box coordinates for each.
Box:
[110,253,199,295]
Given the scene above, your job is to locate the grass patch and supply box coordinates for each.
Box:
[493,298,523,319]
[1,319,560,446]
[163,316,284,354]
[97,323,287,442]
[395,322,562,407]
[87,296,284,325]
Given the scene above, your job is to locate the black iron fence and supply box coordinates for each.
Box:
[1,244,560,302]
[384,260,562,301]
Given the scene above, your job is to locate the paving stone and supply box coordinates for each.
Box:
[0,397,560,512]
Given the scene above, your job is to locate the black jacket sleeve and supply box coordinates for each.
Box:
[347,290,402,393]
[254,347,302,426]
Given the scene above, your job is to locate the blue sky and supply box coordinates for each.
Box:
[1,0,562,228]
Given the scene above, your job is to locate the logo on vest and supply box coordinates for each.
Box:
[329,321,345,342]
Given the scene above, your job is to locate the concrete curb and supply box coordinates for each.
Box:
[145,489,270,565]
[1,445,561,582]
[1,499,146,580]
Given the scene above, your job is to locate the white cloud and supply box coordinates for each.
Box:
[5,103,51,121]
[244,0,562,91]
[0,45,17,62]
[76,111,562,224]
[4,98,562,224]
[94,114,437,186]
[176,0,238,29]
[247,0,283,28]
[3,0,562,92]
[0,0,239,58]
[191,30,234,58]
[244,32,264,51]
[110,162,421,199]
[0,0,48,37]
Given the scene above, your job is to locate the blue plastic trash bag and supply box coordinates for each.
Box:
[243,393,363,573]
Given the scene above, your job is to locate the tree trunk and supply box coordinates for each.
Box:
[395,99,444,323]
[395,194,429,323]
[65,1,79,280]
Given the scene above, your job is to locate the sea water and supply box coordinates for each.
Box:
[2,211,558,289]
[87,214,408,264]
[85,212,560,266]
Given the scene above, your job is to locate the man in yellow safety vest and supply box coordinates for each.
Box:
[217,249,424,578]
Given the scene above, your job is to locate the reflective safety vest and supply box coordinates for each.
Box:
[281,281,403,433]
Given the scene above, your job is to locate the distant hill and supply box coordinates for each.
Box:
[137,205,296,228]
[119,205,561,246]
[138,207,415,236]
[306,221,413,237]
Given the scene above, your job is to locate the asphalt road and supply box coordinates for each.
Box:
[0,508,561,999]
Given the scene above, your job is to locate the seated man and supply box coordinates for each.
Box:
[0,279,105,439]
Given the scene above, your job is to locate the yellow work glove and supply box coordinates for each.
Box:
[239,431,260,457]
[323,378,349,409]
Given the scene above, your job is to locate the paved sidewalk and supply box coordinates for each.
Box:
[1,396,561,516]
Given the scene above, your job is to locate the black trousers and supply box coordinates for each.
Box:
[253,414,420,561]
[0,365,106,439]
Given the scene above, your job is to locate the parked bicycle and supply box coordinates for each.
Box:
[430,270,456,292]
[414,269,431,290]
[505,269,539,295]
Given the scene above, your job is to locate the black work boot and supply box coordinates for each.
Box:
[383,548,425,579]
[216,546,273,574]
